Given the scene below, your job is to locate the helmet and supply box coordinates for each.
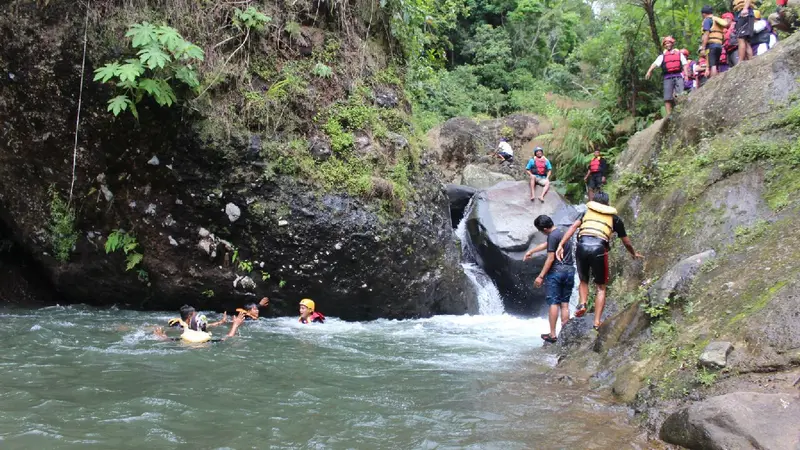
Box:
[754,9,761,19]
[534,146,544,155]
[722,12,734,21]
[680,48,690,57]
[299,299,315,311]
[661,35,676,47]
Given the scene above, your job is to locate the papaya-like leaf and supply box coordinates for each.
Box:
[93,62,121,83]
[137,45,171,70]
[156,25,184,52]
[174,66,200,88]
[107,95,131,116]
[117,60,144,82]
[125,253,143,271]
[126,22,158,48]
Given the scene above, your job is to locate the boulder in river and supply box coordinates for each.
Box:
[647,249,716,309]
[466,181,578,315]
[461,164,515,190]
[659,391,800,450]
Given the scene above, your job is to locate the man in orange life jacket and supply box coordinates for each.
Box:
[525,147,552,202]
[700,5,730,78]
[556,192,643,330]
[236,297,270,320]
[584,149,607,202]
[299,299,325,324]
[645,36,688,116]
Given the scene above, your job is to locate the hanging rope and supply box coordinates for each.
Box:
[69,0,91,205]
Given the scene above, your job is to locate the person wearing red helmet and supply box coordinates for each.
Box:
[722,12,739,67]
[646,36,687,116]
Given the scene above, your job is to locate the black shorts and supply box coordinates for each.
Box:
[707,46,722,67]
[577,236,609,285]
[499,151,513,162]
[736,13,754,39]
[587,173,604,189]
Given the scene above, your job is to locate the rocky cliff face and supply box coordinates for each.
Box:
[556,33,800,444]
[0,1,477,319]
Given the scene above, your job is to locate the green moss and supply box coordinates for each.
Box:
[729,280,787,325]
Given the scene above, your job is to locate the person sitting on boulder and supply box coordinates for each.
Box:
[645,36,687,116]
[524,214,575,344]
[236,297,270,320]
[556,192,643,331]
[584,149,607,202]
[494,138,514,163]
[299,299,325,324]
[525,147,552,203]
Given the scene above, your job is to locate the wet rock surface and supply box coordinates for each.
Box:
[460,164,515,190]
[647,249,716,308]
[445,184,477,227]
[466,181,578,315]
[699,341,733,369]
[660,392,800,450]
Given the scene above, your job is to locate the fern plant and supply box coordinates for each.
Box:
[105,229,144,271]
[284,21,302,40]
[312,62,333,79]
[93,22,204,118]
[48,186,77,262]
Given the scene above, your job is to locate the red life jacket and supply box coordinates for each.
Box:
[533,157,548,175]
[686,60,695,79]
[720,47,728,65]
[724,26,737,52]
[589,157,602,173]
[661,50,682,74]
[299,311,325,324]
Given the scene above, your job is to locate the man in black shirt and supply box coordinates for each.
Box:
[524,215,575,343]
[556,193,643,330]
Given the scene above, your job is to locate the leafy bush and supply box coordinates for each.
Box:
[94,22,204,118]
[312,62,333,79]
[48,187,77,262]
[233,6,272,32]
[105,229,144,271]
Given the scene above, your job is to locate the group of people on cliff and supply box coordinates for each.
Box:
[155,297,325,343]
[647,3,785,116]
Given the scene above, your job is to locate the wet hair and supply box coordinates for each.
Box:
[179,305,196,321]
[534,215,554,232]
[244,302,258,311]
[594,192,610,205]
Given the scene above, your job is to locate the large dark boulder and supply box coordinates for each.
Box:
[660,392,800,450]
[445,184,477,227]
[466,181,578,315]
[0,1,477,319]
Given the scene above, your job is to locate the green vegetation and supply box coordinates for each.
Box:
[48,187,77,262]
[104,229,144,271]
[201,289,215,298]
[94,22,204,118]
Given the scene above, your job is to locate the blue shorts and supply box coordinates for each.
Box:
[545,267,575,305]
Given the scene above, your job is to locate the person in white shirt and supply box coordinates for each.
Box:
[494,138,514,162]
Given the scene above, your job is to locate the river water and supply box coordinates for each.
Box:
[0,305,652,449]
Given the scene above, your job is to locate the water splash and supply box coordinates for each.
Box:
[454,197,505,315]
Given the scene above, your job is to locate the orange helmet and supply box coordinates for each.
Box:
[662,35,676,47]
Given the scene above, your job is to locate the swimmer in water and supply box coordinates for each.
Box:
[154,305,245,342]
[236,297,270,320]
[299,299,325,324]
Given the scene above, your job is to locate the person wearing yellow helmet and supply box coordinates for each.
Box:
[299,299,325,324]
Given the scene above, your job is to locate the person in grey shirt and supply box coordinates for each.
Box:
[524,215,575,343]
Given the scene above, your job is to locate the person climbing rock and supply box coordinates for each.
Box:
[299,299,325,324]
[524,215,575,343]
[236,297,270,320]
[645,36,687,116]
[700,5,730,78]
[723,12,739,68]
[694,52,709,89]
[494,138,514,162]
[525,147,552,202]
[584,149,607,202]
[556,192,643,331]
[734,0,755,63]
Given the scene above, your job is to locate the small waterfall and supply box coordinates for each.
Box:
[455,197,506,315]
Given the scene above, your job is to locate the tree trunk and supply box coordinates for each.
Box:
[645,0,661,54]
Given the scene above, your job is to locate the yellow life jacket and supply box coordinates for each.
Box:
[176,319,212,343]
[707,16,727,44]
[732,0,746,12]
[236,308,259,320]
[578,201,618,241]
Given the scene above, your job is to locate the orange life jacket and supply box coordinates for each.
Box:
[299,311,325,324]
[236,308,259,320]
[661,50,682,74]
[589,157,602,173]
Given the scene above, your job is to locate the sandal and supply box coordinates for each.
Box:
[575,304,587,317]
[592,324,602,331]
[542,335,557,343]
